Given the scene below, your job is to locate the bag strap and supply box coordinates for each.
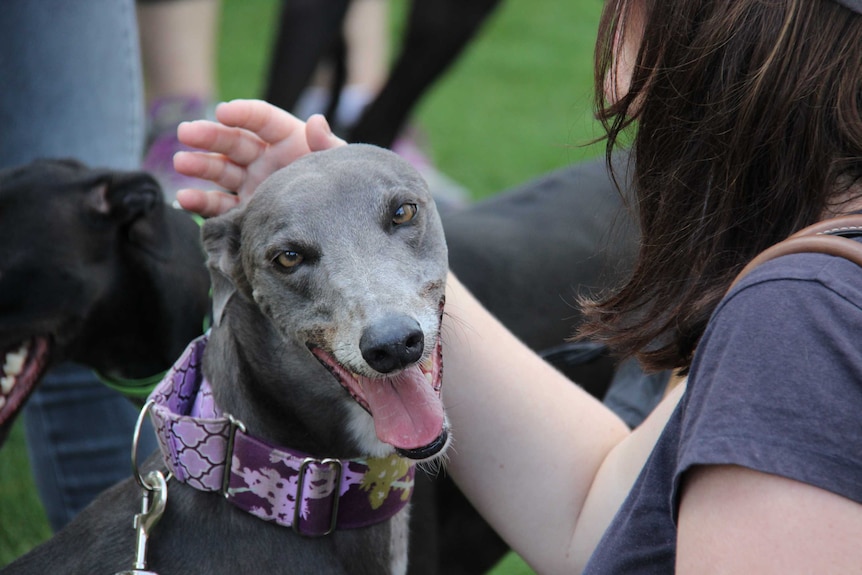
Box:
[729,214,862,290]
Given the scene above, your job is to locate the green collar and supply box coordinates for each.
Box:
[95,370,166,398]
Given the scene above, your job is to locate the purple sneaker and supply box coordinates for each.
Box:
[142,95,220,204]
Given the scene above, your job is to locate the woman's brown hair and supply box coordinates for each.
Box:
[579,0,862,373]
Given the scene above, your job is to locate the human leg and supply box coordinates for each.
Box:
[138,0,222,201]
[0,0,144,170]
[0,0,157,532]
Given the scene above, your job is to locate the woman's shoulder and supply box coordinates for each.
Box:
[700,242,862,383]
[680,244,862,505]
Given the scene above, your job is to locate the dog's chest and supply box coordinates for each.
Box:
[388,507,410,575]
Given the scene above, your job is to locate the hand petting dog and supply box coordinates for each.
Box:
[174,101,347,218]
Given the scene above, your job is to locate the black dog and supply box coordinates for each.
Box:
[0,159,210,445]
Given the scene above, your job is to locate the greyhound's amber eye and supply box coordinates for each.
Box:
[393,203,418,225]
[275,250,303,269]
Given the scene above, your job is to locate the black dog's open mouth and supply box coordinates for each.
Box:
[0,337,51,446]
[310,339,446,460]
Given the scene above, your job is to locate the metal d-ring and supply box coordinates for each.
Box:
[131,399,158,490]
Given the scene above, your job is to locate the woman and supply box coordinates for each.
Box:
[172,0,862,571]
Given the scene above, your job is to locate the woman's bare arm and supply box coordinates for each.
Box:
[677,465,862,574]
[442,274,685,573]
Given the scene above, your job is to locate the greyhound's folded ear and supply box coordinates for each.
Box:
[202,209,247,327]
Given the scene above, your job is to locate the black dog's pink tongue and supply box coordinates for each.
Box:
[357,365,444,451]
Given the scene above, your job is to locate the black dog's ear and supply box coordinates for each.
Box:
[97,172,175,258]
[87,172,162,224]
[202,209,246,327]
[84,181,113,215]
[85,172,171,258]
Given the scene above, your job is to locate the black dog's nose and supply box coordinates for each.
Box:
[360,316,425,374]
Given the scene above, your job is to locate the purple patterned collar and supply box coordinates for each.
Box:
[147,335,415,536]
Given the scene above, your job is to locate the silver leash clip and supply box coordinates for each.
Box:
[114,400,169,575]
[113,469,167,575]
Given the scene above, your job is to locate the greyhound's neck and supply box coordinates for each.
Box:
[203,299,362,459]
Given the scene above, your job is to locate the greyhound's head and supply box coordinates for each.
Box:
[203,144,450,462]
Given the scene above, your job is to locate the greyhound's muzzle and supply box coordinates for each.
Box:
[309,312,447,460]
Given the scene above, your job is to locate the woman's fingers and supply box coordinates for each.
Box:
[214,99,310,146]
[177,120,266,168]
[306,114,348,151]
[171,101,348,219]
[173,150,247,192]
[175,188,240,218]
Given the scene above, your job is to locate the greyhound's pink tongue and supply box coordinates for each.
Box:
[358,367,444,450]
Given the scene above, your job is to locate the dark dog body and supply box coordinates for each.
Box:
[0,159,210,443]
[444,154,637,397]
[2,145,450,574]
[2,457,400,573]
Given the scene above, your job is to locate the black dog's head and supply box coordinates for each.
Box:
[0,158,209,445]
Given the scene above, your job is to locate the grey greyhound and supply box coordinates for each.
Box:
[1,144,450,575]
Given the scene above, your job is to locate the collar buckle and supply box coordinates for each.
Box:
[294,457,343,537]
[221,412,247,497]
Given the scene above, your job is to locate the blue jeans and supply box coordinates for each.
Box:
[0,0,143,170]
[0,0,158,531]
[23,366,159,531]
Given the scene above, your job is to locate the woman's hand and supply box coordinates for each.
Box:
[172,99,347,217]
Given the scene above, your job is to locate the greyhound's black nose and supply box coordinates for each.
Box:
[360,317,424,374]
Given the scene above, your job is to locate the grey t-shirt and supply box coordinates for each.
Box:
[585,247,862,573]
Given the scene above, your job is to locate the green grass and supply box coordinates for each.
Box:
[0,422,51,565]
[217,0,605,200]
[0,0,604,570]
